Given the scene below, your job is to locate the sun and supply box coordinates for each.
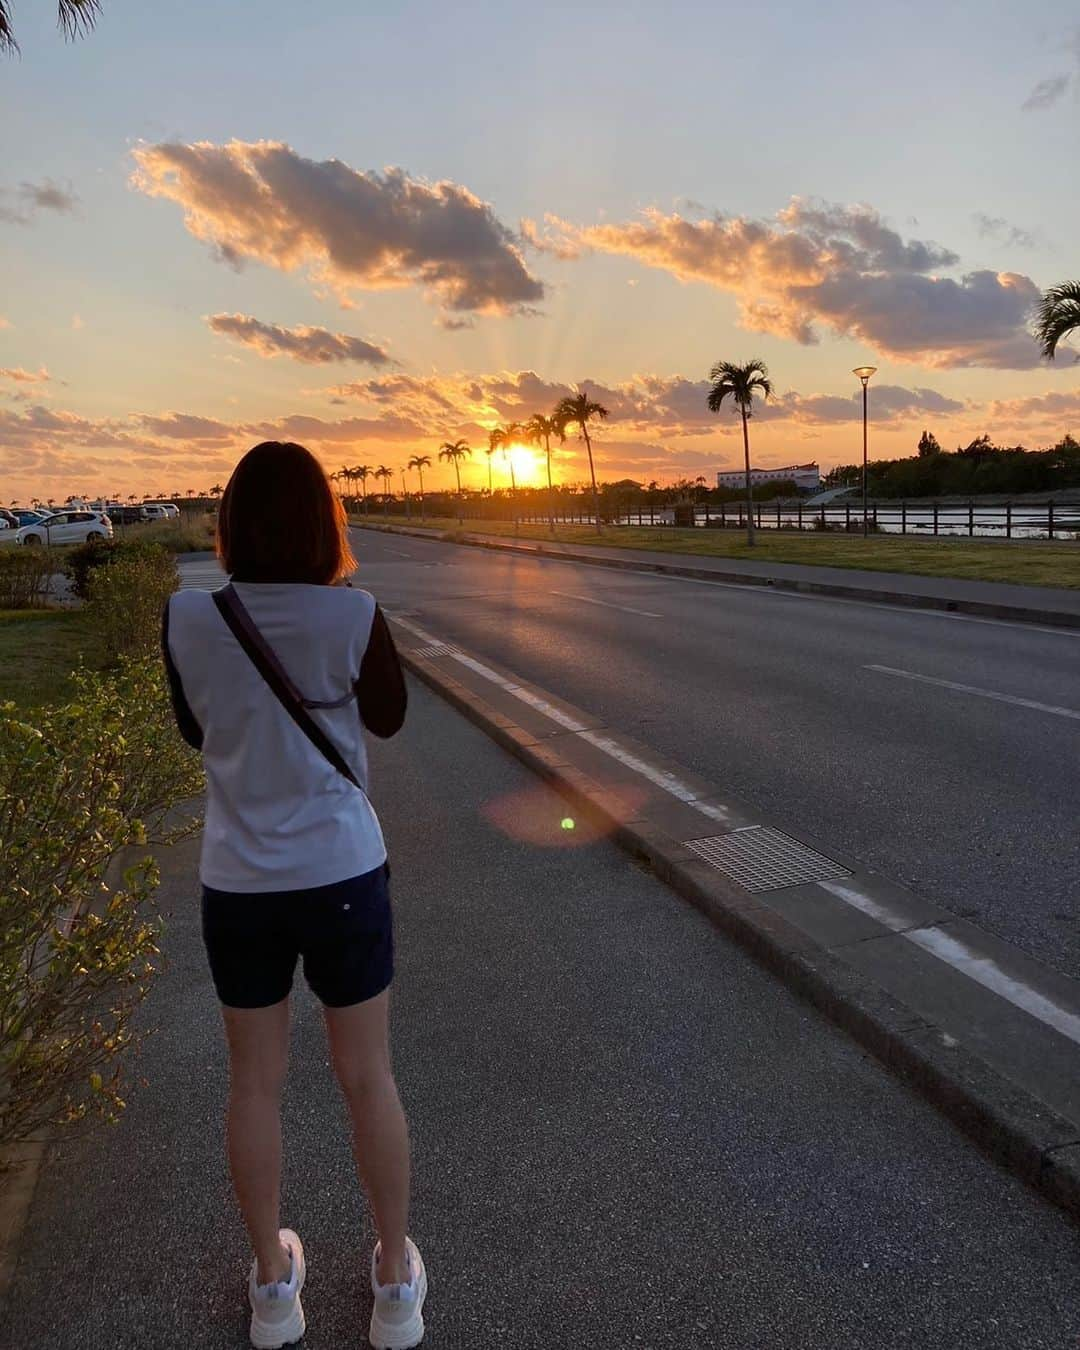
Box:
[506,443,542,486]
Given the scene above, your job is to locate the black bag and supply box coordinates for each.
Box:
[212,582,364,793]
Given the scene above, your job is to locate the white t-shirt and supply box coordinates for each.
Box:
[164,582,401,893]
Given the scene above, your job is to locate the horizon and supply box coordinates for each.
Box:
[3,1,1080,501]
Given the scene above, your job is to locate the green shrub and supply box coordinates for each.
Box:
[0,548,56,609]
[85,547,179,660]
[0,658,204,1147]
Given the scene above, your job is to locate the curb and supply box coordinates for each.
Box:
[0,1139,47,1308]
[355,521,1080,632]
[397,643,1080,1222]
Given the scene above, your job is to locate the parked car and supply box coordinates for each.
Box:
[17,509,114,547]
[141,504,169,522]
[11,508,48,527]
[143,501,180,518]
[0,512,19,546]
[0,508,18,529]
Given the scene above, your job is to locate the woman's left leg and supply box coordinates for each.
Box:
[222,997,293,1285]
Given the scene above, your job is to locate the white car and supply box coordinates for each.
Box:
[0,517,19,547]
[141,504,169,522]
[143,501,179,518]
[17,509,114,546]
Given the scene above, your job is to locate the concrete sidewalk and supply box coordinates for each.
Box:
[4,682,1078,1348]
[358,521,1080,628]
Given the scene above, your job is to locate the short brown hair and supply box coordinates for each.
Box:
[217,441,357,584]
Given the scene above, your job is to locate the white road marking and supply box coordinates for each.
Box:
[819,879,914,933]
[865,664,1080,721]
[549,590,662,619]
[905,927,1080,1046]
[578,730,704,802]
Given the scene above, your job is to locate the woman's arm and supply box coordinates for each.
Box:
[160,601,205,750]
[357,605,407,738]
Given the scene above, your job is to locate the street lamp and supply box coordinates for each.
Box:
[853,366,877,537]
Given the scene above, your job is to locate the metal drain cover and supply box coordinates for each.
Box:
[685,827,850,893]
[412,642,457,658]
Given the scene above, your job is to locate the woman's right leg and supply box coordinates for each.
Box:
[324,989,412,1285]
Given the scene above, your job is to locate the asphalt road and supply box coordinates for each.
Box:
[350,528,1080,980]
[6,681,1078,1348]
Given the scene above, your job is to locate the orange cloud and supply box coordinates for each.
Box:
[131,141,545,316]
[534,198,1043,369]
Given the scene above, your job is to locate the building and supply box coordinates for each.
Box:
[716,462,820,493]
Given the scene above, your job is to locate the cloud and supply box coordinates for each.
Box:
[0,179,78,225]
[0,366,49,384]
[972,213,1037,249]
[988,389,1080,422]
[207,313,393,367]
[326,367,966,442]
[131,140,544,316]
[1022,73,1070,111]
[535,197,1043,369]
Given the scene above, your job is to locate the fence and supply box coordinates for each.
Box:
[510,500,1080,541]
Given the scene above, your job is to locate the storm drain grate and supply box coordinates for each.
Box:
[411,642,458,659]
[685,827,850,893]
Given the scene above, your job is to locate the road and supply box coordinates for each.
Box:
[6,681,1078,1348]
[349,528,1080,979]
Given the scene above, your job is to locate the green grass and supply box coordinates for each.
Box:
[353,515,1080,590]
[0,608,99,710]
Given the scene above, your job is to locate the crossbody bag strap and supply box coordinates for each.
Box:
[212,583,364,793]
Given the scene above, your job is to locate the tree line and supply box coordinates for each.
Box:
[823,432,1080,499]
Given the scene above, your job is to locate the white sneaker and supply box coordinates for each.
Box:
[369,1237,427,1349]
[248,1228,307,1349]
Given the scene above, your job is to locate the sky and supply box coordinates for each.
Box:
[2,0,1080,500]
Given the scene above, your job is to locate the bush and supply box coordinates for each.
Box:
[85,547,179,660]
[64,537,182,601]
[0,547,56,609]
[0,658,204,1147]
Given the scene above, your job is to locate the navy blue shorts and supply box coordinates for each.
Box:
[201,865,394,1009]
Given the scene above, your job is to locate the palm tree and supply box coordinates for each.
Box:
[408,454,431,521]
[706,358,773,546]
[1035,282,1080,361]
[210,483,223,498]
[524,413,560,533]
[354,464,372,514]
[1,0,100,54]
[374,465,394,516]
[337,464,353,507]
[491,422,525,523]
[552,387,608,534]
[439,439,471,525]
[485,427,505,496]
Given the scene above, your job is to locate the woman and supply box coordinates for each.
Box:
[162,441,426,1350]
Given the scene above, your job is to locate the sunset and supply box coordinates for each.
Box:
[4,2,1080,502]
[5,5,1080,1348]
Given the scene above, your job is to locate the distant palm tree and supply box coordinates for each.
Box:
[1,0,100,54]
[439,439,471,525]
[524,413,560,533]
[354,464,372,514]
[210,483,223,498]
[374,465,394,516]
[337,464,353,506]
[485,428,501,495]
[1035,282,1080,361]
[706,358,773,546]
[408,454,432,520]
[553,387,608,534]
[492,422,524,522]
